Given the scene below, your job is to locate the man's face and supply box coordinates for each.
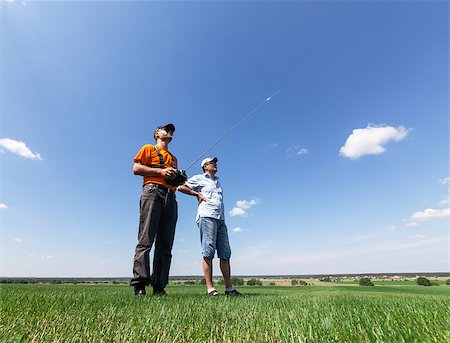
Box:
[204,161,217,173]
[155,128,173,142]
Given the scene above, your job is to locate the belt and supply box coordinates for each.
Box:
[144,182,175,193]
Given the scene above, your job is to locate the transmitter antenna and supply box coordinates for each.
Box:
[183,90,280,172]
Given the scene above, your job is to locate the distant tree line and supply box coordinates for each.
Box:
[359,278,374,286]
[246,278,262,286]
[3,277,449,286]
[0,279,127,284]
[291,279,308,286]
[416,277,441,286]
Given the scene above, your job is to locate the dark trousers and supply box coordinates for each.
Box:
[131,183,178,289]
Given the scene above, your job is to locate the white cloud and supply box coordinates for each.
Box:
[385,225,397,232]
[411,208,450,221]
[266,143,278,149]
[0,203,8,209]
[12,238,23,243]
[232,227,243,233]
[409,234,425,240]
[286,146,308,156]
[339,124,409,159]
[229,198,260,217]
[236,199,259,209]
[0,138,43,160]
[229,207,246,217]
[438,177,450,185]
[405,221,419,227]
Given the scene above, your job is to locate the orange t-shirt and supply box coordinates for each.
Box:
[134,144,178,190]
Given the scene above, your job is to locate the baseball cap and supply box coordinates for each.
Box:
[155,123,175,134]
[201,157,218,168]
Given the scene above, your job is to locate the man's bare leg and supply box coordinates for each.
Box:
[220,259,232,289]
[202,257,214,290]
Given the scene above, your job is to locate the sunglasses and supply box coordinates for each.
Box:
[155,127,173,134]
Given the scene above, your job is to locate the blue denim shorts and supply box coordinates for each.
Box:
[197,217,231,260]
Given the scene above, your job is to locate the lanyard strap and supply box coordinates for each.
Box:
[153,145,176,169]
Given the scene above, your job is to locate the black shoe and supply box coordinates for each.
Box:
[225,289,243,296]
[134,284,146,296]
[153,288,167,296]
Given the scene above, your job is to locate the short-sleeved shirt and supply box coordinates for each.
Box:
[134,144,178,191]
[185,173,224,222]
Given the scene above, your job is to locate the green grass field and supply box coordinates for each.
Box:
[1,283,449,342]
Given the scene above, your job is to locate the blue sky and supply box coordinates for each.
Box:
[1,0,448,277]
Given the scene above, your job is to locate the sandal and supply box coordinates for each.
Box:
[207,289,219,296]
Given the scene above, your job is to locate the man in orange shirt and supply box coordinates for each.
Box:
[131,123,180,296]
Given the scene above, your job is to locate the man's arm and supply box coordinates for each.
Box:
[178,184,206,204]
[133,162,176,180]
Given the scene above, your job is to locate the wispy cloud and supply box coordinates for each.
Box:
[27,254,54,260]
[437,179,450,204]
[385,225,397,232]
[5,0,28,4]
[229,198,260,217]
[280,236,446,264]
[0,138,43,160]
[12,238,23,243]
[233,241,273,262]
[0,203,8,210]
[266,143,278,149]
[339,124,409,159]
[286,146,308,156]
[438,194,450,205]
[411,208,450,221]
[409,234,425,240]
[218,234,448,275]
[438,177,450,185]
